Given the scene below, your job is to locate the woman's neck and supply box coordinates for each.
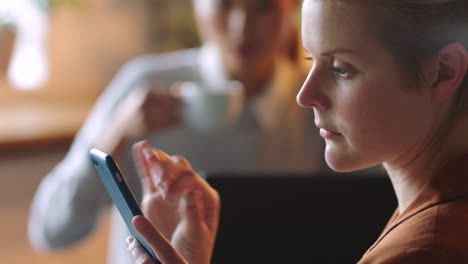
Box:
[384,115,468,213]
[384,157,434,213]
[241,75,272,99]
[237,56,277,100]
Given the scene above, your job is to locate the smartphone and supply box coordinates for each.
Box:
[89,148,160,263]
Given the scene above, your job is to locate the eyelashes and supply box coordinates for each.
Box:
[330,66,353,79]
[304,57,355,79]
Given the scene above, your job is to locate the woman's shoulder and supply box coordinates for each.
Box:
[359,199,468,264]
[359,246,468,264]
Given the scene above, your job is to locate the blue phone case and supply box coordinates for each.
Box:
[89,148,160,263]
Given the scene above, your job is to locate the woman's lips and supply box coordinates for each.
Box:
[319,128,342,139]
[233,43,253,57]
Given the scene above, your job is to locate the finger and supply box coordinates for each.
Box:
[142,93,181,121]
[133,141,158,194]
[144,113,180,132]
[140,147,198,201]
[132,215,188,264]
[171,177,220,233]
[164,170,202,202]
[143,149,176,195]
[204,188,221,234]
[140,175,154,197]
[143,148,220,233]
[142,91,181,109]
[171,155,192,169]
[143,103,179,119]
[126,236,156,264]
[152,149,173,161]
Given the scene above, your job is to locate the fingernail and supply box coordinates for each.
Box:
[142,145,154,161]
[150,167,160,184]
[126,236,135,246]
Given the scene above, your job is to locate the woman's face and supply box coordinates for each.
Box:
[193,0,296,80]
[298,1,437,172]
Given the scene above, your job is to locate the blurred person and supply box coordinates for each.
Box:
[124,0,468,263]
[28,0,329,263]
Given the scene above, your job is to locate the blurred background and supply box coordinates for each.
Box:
[0,0,198,262]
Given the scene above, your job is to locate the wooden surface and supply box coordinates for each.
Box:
[0,99,92,148]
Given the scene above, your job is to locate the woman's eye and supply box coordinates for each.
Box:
[330,63,355,79]
[255,1,276,12]
[217,0,231,10]
[332,67,350,77]
[304,56,313,61]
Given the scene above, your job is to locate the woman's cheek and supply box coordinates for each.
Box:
[326,97,384,170]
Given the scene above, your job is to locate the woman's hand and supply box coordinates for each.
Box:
[95,83,182,159]
[132,140,220,264]
[126,215,188,264]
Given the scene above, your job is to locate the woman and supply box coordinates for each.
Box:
[28,0,325,264]
[127,0,468,263]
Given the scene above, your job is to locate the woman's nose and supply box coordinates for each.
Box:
[296,68,330,110]
[228,8,248,37]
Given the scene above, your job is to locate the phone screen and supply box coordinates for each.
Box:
[89,148,160,263]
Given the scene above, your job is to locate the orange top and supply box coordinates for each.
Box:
[358,154,468,263]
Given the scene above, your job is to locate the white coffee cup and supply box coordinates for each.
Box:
[179,81,244,133]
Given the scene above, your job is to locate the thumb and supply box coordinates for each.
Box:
[132,215,188,264]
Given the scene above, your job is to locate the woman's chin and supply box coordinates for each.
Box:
[324,148,367,172]
[325,150,382,173]
[326,161,357,172]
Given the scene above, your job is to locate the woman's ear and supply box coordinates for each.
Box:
[431,42,468,102]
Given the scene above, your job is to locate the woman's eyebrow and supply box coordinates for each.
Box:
[320,48,357,57]
[302,46,358,57]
